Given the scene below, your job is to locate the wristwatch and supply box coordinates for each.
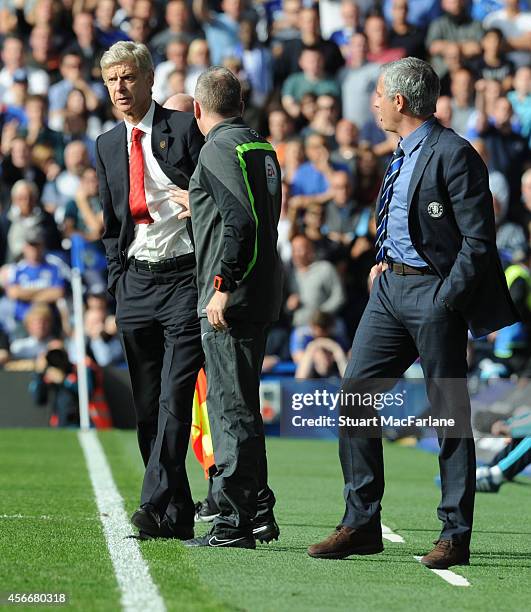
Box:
[213,275,229,292]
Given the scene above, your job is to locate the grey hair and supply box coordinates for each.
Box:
[380,58,440,118]
[100,41,154,78]
[11,179,39,201]
[195,66,242,117]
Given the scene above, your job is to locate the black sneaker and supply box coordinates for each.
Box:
[252,517,280,543]
[194,499,220,523]
[183,530,256,549]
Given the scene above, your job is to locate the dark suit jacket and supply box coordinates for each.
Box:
[380,120,519,338]
[95,102,204,295]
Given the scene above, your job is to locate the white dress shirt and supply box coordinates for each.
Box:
[124,101,193,262]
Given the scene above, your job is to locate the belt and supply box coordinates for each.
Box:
[129,252,195,272]
[386,259,435,275]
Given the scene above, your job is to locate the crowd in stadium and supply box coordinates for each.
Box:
[0,0,530,393]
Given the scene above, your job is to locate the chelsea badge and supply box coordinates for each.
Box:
[427,201,444,218]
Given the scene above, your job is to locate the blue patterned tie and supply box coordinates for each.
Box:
[375,145,405,263]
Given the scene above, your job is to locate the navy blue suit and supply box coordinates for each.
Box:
[338,121,519,545]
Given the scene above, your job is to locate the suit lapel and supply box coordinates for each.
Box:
[152,102,172,164]
[407,121,443,210]
[113,122,134,243]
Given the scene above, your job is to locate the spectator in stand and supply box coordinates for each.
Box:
[0,136,46,206]
[67,306,123,368]
[193,0,250,66]
[435,95,454,128]
[28,24,60,84]
[383,0,442,29]
[286,234,345,330]
[339,33,380,130]
[267,108,294,168]
[359,92,399,160]
[184,38,210,96]
[483,0,531,69]
[466,77,505,139]
[290,133,348,207]
[131,0,160,41]
[9,302,56,360]
[48,52,105,126]
[354,144,383,208]
[281,46,341,120]
[234,18,273,107]
[63,167,103,243]
[271,0,302,45]
[276,6,344,81]
[153,37,189,104]
[364,13,406,64]
[58,88,101,154]
[18,95,63,165]
[0,35,49,103]
[282,138,305,184]
[388,0,427,60]
[300,94,340,150]
[294,310,348,378]
[329,0,361,59]
[292,205,338,263]
[331,119,359,178]
[471,139,525,260]
[508,65,531,145]
[151,0,197,62]
[5,229,64,328]
[295,92,318,131]
[4,180,61,263]
[64,11,105,83]
[324,170,370,252]
[1,69,28,128]
[438,41,465,96]
[127,16,152,47]
[426,0,484,77]
[450,67,476,136]
[42,140,90,224]
[476,95,529,206]
[470,28,515,91]
[95,0,130,48]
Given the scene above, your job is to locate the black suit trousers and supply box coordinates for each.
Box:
[115,260,204,527]
[200,318,275,537]
[339,269,475,544]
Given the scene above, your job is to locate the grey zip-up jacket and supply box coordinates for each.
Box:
[189,117,283,323]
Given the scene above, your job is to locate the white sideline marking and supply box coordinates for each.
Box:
[381,523,405,543]
[414,556,471,587]
[78,430,166,612]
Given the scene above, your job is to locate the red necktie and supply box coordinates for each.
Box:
[129,127,154,224]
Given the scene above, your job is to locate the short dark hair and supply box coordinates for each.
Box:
[194,66,242,117]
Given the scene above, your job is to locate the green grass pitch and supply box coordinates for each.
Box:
[0,430,530,611]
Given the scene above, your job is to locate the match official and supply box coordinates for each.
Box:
[184,67,282,549]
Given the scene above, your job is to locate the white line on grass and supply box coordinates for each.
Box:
[381,523,405,543]
[413,556,470,587]
[78,430,166,612]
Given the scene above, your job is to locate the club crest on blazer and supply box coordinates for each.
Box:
[427,201,444,218]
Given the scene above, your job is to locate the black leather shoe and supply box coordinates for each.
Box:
[183,530,256,549]
[253,516,280,543]
[131,505,193,540]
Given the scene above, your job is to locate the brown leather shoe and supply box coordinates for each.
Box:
[307,526,384,559]
[420,539,470,569]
